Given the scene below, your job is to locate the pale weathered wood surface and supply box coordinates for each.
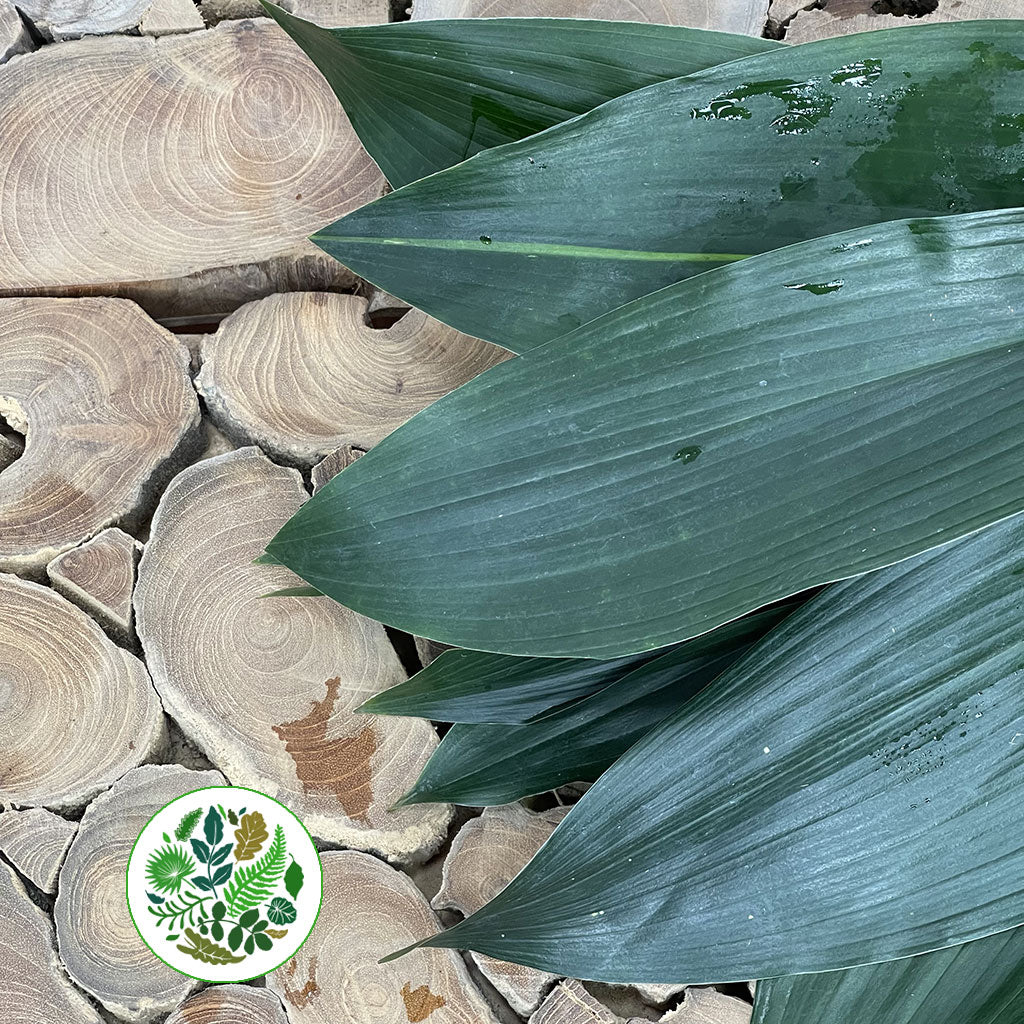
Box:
[0,860,103,1024]
[529,979,648,1024]
[46,527,141,638]
[0,1,30,63]
[0,298,199,574]
[0,21,381,318]
[139,0,206,34]
[311,443,365,493]
[434,804,568,1015]
[267,850,501,1023]
[197,292,508,465]
[201,0,388,23]
[661,988,752,1024]
[0,807,78,894]
[165,985,291,1024]
[784,0,1020,42]
[55,765,226,1023]
[0,575,165,810]
[412,0,770,35]
[134,447,451,861]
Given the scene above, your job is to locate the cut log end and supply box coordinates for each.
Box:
[311,443,365,493]
[0,1,31,64]
[135,447,451,862]
[55,765,226,1023]
[197,292,509,466]
[0,859,102,1024]
[165,985,290,1024]
[0,807,78,895]
[46,527,141,638]
[0,574,165,811]
[434,804,568,1015]
[268,850,501,1022]
[0,297,199,575]
[529,980,639,1024]
[660,988,753,1024]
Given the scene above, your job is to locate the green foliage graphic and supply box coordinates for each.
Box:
[173,808,202,842]
[223,824,286,917]
[145,844,196,895]
[141,803,309,974]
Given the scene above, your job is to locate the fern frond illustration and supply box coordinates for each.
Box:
[146,844,196,895]
[223,824,287,917]
[147,889,209,930]
[174,807,203,841]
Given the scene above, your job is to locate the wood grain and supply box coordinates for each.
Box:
[0,297,199,574]
[197,292,508,466]
[411,0,770,36]
[55,765,226,1023]
[661,988,752,1024]
[785,0,1019,42]
[201,0,388,23]
[165,985,290,1024]
[0,859,102,1024]
[434,804,568,1016]
[529,980,641,1024]
[140,0,206,34]
[134,447,451,861]
[0,21,381,318]
[0,1,30,63]
[0,807,77,894]
[267,850,501,1023]
[46,527,141,638]
[0,574,165,811]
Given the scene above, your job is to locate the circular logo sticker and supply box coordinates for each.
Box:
[127,787,322,983]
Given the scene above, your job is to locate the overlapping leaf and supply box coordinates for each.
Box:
[268,208,1024,658]
[399,603,795,805]
[754,929,1024,1024]
[311,22,1024,352]
[382,511,1024,981]
[261,1,779,188]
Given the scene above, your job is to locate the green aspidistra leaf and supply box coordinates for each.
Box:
[754,929,1024,1024]
[260,1,780,188]
[381,511,1024,982]
[399,602,796,806]
[269,208,1024,658]
[313,22,1024,353]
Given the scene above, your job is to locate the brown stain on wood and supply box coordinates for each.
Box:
[281,957,319,1008]
[401,982,446,1022]
[272,677,377,823]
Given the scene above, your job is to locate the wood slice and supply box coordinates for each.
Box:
[0,1,30,63]
[785,0,1015,42]
[0,859,102,1024]
[434,804,567,1016]
[267,849,500,1023]
[529,980,647,1024]
[196,292,509,466]
[0,21,381,319]
[411,0,769,35]
[135,447,451,862]
[201,0,388,24]
[414,636,452,670]
[0,807,77,894]
[661,989,751,1024]
[311,444,365,493]
[0,297,199,575]
[0,574,165,811]
[46,527,141,639]
[16,0,151,38]
[140,0,206,34]
[55,764,226,1023]
[165,986,290,1024]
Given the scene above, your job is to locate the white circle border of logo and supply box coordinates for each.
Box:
[126,786,323,983]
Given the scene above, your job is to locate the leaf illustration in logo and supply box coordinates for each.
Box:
[254,932,273,951]
[174,808,202,842]
[267,897,296,926]
[176,927,245,965]
[145,845,196,895]
[211,862,233,887]
[265,928,288,939]
[223,825,286,916]
[210,842,233,866]
[233,811,268,861]
[284,858,304,900]
[191,875,215,892]
[146,892,164,905]
[227,925,243,952]
[227,809,238,825]
[190,838,211,864]
[204,806,224,847]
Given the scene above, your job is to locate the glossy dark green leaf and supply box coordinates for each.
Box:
[314,22,1024,352]
[260,1,779,188]
[268,208,1024,658]
[398,603,794,806]
[753,929,1024,1024]
[258,586,323,599]
[360,647,660,724]
[383,511,1024,981]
